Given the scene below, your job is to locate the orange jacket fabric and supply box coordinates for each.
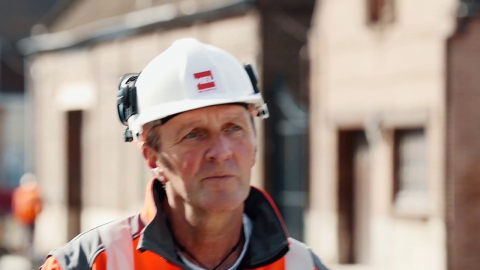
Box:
[41,179,328,270]
[41,250,287,270]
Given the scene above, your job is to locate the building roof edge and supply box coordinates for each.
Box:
[17,0,255,56]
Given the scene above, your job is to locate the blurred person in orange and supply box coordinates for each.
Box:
[12,173,42,227]
[11,173,42,256]
[40,39,328,270]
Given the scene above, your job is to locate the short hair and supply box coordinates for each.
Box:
[144,125,162,152]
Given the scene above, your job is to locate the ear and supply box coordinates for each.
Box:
[144,148,169,184]
[143,145,158,169]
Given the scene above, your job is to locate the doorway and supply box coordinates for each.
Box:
[66,110,83,240]
[338,130,370,264]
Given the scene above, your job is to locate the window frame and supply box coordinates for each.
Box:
[392,127,430,219]
[367,0,395,25]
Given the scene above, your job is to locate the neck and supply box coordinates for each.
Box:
[164,196,245,270]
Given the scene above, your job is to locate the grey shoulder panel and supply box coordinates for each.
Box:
[48,227,104,270]
[47,215,142,270]
[308,249,330,270]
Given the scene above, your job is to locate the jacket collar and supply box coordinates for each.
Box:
[138,179,290,268]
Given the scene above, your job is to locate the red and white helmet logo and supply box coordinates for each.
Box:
[194,70,216,93]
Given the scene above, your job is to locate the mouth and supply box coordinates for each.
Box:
[202,175,235,181]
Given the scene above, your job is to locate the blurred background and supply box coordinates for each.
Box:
[0,0,480,269]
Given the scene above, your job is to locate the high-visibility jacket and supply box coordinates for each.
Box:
[41,179,328,270]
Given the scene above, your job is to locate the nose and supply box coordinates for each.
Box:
[205,135,233,163]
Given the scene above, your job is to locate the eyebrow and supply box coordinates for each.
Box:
[174,119,204,137]
[173,113,249,136]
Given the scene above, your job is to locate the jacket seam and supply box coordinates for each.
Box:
[132,230,142,240]
[88,246,106,269]
[39,256,65,270]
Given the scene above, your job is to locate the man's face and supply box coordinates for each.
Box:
[148,104,256,212]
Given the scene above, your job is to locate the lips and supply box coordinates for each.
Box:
[202,174,235,181]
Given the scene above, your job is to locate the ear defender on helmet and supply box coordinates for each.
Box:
[117,73,139,142]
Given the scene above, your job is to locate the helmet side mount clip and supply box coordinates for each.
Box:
[244,64,260,94]
[244,64,269,119]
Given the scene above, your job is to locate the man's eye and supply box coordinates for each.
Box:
[228,125,242,132]
[185,132,198,139]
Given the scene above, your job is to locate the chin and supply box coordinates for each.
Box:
[200,192,247,213]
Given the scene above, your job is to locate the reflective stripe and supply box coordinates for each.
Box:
[285,238,315,270]
[98,219,134,270]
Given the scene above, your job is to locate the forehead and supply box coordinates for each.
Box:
[162,104,249,129]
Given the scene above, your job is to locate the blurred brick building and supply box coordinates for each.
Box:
[308,0,457,269]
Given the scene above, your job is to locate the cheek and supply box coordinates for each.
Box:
[181,152,196,172]
[235,139,256,167]
[173,150,203,178]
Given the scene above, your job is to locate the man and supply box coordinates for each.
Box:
[41,38,328,270]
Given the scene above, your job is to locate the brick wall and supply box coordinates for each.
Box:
[447,17,480,270]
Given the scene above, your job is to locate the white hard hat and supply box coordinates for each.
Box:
[117,38,269,142]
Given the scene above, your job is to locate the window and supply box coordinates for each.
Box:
[367,0,395,24]
[393,128,429,217]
